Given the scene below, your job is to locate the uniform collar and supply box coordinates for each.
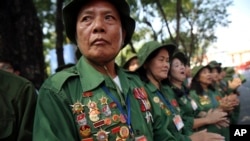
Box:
[76,57,131,95]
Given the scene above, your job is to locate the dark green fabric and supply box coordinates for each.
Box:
[189,89,229,141]
[33,57,173,141]
[143,82,191,141]
[0,70,37,141]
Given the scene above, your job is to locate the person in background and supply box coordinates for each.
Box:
[0,58,20,75]
[136,41,225,141]
[116,46,139,72]
[189,65,232,141]
[0,70,37,141]
[33,0,172,140]
[167,52,228,135]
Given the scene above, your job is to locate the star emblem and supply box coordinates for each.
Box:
[70,101,84,114]
[99,96,108,105]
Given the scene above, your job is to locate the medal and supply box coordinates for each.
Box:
[165,108,171,115]
[109,102,117,108]
[119,126,129,139]
[88,100,98,110]
[120,114,126,123]
[71,101,84,114]
[116,136,125,141]
[153,96,160,103]
[83,91,93,97]
[112,114,120,122]
[95,129,110,141]
[77,113,87,126]
[171,99,178,107]
[102,105,111,117]
[79,125,91,138]
[99,96,108,105]
[104,117,112,125]
[93,120,105,128]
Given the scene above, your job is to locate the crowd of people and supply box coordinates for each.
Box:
[0,0,247,141]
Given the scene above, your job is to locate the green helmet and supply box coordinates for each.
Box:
[137,41,176,70]
[191,65,211,78]
[63,0,135,47]
[208,60,221,68]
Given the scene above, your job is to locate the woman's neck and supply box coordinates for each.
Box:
[147,73,161,89]
[169,77,182,89]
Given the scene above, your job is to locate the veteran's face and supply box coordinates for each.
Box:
[145,48,170,81]
[76,0,125,65]
[198,68,212,85]
[170,58,186,82]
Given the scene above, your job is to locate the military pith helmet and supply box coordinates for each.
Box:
[63,0,135,47]
[191,65,211,78]
[208,60,222,68]
[137,41,176,70]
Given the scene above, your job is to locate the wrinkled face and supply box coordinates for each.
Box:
[211,68,219,82]
[197,68,212,85]
[170,58,186,82]
[76,0,125,65]
[145,48,170,81]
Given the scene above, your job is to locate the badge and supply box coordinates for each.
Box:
[173,115,184,131]
[135,135,147,141]
[71,101,84,114]
[83,91,93,97]
[93,120,105,128]
[89,110,100,122]
[120,114,126,123]
[79,125,91,138]
[104,117,112,125]
[153,96,160,103]
[81,137,94,141]
[77,113,87,126]
[116,136,126,141]
[102,105,111,117]
[99,96,108,105]
[119,126,129,139]
[88,100,98,110]
[112,114,120,122]
[191,99,198,110]
[95,129,110,141]
[145,111,153,123]
[181,97,187,104]
[109,102,117,108]
[111,126,121,134]
[171,99,178,107]
[165,108,171,115]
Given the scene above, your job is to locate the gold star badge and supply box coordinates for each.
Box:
[99,96,108,105]
[70,101,84,114]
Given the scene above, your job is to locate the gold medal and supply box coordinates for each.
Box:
[153,96,160,103]
[165,108,171,115]
[95,129,110,141]
[99,96,108,105]
[119,126,129,139]
[79,125,91,138]
[70,101,84,114]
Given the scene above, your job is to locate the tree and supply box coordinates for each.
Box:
[127,0,233,65]
[0,0,45,89]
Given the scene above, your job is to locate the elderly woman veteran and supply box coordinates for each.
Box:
[166,52,228,135]
[33,0,172,141]
[136,41,225,141]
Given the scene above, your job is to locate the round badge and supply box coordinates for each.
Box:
[112,114,120,122]
[89,114,100,122]
[96,130,109,141]
[120,114,126,123]
[119,126,129,139]
[79,125,91,137]
[153,96,160,103]
[104,117,112,125]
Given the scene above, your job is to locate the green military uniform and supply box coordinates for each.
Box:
[190,65,229,141]
[167,83,201,134]
[143,82,191,141]
[0,70,37,141]
[33,57,172,141]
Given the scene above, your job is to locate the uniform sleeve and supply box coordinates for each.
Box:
[33,85,79,141]
[16,82,37,141]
